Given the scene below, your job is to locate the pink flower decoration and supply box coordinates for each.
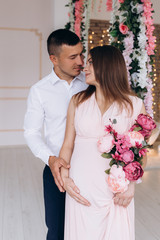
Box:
[105,125,117,137]
[106,0,113,11]
[123,162,144,181]
[121,150,134,164]
[107,165,129,193]
[139,129,151,138]
[137,114,157,131]
[139,148,147,157]
[105,125,113,133]
[118,0,125,3]
[74,0,84,38]
[111,151,122,161]
[127,131,144,147]
[135,142,143,149]
[114,134,132,153]
[97,134,114,153]
[119,23,129,35]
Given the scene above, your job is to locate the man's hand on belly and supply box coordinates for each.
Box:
[49,156,70,192]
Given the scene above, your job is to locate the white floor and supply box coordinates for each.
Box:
[0,144,160,240]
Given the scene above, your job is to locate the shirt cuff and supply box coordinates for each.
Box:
[37,149,55,165]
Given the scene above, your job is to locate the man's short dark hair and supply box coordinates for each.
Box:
[47,29,81,56]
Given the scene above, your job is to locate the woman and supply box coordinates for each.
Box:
[59,45,146,240]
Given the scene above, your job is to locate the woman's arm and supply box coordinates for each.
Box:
[59,97,76,166]
[60,98,90,206]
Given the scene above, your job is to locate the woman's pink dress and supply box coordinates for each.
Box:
[64,93,142,240]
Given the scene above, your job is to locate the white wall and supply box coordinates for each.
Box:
[0,0,159,146]
[0,0,68,145]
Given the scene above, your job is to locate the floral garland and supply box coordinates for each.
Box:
[65,0,92,53]
[108,0,156,117]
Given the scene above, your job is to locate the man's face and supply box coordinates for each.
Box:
[51,42,84,81]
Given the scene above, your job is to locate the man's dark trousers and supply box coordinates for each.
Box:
[43,165,65,240]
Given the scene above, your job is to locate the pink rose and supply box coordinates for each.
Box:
[97,134,114,153]
[137,114,156,131]
[127,131,144,147]
[107,165,129,193]
[123,162,144,181]
[118,0,125,3]
[121,150,134,164]
[119,23,129,35]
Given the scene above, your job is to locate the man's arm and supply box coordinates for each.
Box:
[24,86,54,164]
[24,86,69,190]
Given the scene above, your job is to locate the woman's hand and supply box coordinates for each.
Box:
[63,177,91,207]
[113,182,135,208]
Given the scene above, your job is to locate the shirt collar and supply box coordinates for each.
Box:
[50,68,85,85]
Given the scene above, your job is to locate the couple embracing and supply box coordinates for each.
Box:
[24,29,147,240]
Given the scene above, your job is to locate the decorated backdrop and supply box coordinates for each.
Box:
[65,0,156,117]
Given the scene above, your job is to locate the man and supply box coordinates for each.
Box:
[24,29,88,240]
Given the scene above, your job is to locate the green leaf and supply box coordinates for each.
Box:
[133,8,137,14]
[105,169,110,174]
[134,148,139,155]
[119,161,125,167]
[112,119,117,124]
[142,140,147,146]
[133,127,142,131]
[110,30,118,37]
[101,153,111,159]
[109,159,116,167]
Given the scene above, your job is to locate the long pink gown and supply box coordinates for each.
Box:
[64,93,143,240]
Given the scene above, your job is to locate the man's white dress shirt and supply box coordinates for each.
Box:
[24,69,87,165]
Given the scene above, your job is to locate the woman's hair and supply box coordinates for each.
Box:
[75,45,135,113]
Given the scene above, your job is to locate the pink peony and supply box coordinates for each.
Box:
[118,0,125,3]
[97,134,114,153]
[139,129,151,138]
[127,131,144,147]
[137,114,156,131]
[121,150,134,164]
[119,23,129,35]
[107,165,129,193]
[123,162,144,181]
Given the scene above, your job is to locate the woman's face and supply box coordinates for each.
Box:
[84,55,98,86]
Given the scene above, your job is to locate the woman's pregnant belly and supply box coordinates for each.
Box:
[69,141,113,207]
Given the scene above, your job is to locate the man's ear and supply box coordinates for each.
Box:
[50,55,58,65]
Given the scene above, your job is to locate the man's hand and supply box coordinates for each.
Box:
[63,177,91,206]
[49,156,70,192]
[113,182,135,208]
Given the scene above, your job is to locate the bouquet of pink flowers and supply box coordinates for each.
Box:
[97,114,156,193]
